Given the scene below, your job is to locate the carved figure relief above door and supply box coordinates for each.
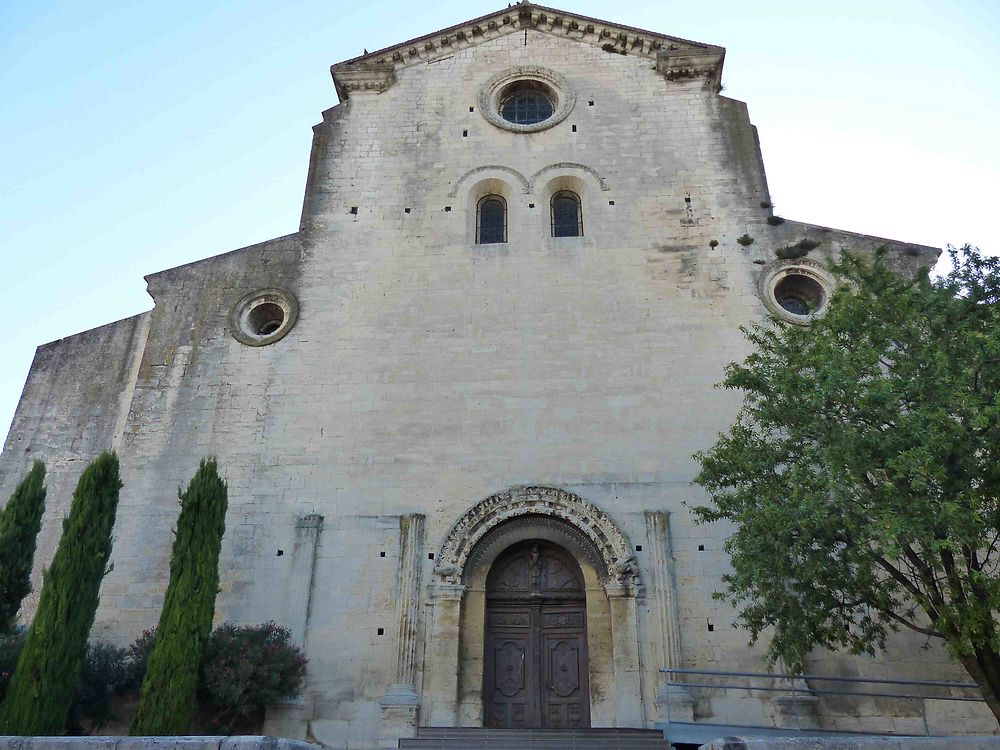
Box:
[483,541,591,729]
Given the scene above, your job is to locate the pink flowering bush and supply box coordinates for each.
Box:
[199,621,307,732]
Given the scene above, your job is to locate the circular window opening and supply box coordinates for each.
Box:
[479,67,576,133]
[230,289,299,347]
[774,274,825,316]
[249,302,285,336]
[499,81,554,125]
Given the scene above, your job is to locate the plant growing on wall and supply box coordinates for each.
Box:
[693,246,1000,722]
[130,458,228,736]
[0,461,46,634]
[0,452,122,735]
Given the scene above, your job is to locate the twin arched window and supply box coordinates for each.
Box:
[475,191,582,244]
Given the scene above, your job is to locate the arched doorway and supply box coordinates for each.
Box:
[483,540,591,729]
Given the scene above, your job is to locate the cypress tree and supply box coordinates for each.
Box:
[130,458,228,736]
[0,451,122,735]
[0,462,47,633]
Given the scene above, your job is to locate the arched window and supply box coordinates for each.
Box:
[551,191,582,237]
[477,195,507,244]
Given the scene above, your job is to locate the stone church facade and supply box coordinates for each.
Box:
[1,3,992,747]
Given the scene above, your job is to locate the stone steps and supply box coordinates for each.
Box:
[399,727,671,749]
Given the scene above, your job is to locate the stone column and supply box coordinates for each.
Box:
[605,582,645,728]
[422,582,467,727]
[645,511,694,724]
[263,513,324,740]
[379,514,426,748]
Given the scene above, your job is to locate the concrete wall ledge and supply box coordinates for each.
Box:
[0,736,318,750]
[700,737,1000,750]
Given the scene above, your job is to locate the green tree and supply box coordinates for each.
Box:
[693,246,1000,721]
[0,451,122,734]
[0,462,46,633]
[130,458,228,736]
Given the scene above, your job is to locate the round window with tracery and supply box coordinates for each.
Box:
[479,66,576,133]
[760,262,836,325]
[499,82,554,125]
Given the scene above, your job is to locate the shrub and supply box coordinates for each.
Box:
[200,622,307,733]
[775,237,822,260]
[765,215,785,226]
[125,628,156,689]
[66,643,133,735]
[737,233,754,246]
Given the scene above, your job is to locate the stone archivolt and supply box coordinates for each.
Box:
[434,485,640,589]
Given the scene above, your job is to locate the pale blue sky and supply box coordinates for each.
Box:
[1,0,997,446]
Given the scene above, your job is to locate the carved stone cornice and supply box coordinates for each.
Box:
[655,48,725,90]
[330,62,397,100]
[329,3,725,92]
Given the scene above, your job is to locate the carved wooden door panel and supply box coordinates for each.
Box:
[484,542,590,729]
[484,607,539,728]
[541,607,589,728]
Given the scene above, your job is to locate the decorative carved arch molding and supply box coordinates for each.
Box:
[448,165,530,197]
[448,164,611,199]
[432,486,641,593]
[528,163,611,194]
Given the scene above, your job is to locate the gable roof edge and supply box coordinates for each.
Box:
[329,3,725,100]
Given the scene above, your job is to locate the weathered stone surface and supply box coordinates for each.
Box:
[0,5,970,750]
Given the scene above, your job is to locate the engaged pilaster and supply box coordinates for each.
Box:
[645,511,694,723]
[379,513,426,747]
[263,513,324,740]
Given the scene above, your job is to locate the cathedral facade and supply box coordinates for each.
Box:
[1,4,990,748]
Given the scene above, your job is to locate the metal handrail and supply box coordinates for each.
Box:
[664,667,980,689]
[659,666,985,737]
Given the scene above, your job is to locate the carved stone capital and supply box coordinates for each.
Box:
[427,582,467,602]
[604,581,638,599]
[331,62,396,100]
[655,48,724,89]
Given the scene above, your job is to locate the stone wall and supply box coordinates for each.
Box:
[0,12,981,750]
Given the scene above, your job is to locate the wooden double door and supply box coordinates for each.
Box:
[483,542,591,729]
